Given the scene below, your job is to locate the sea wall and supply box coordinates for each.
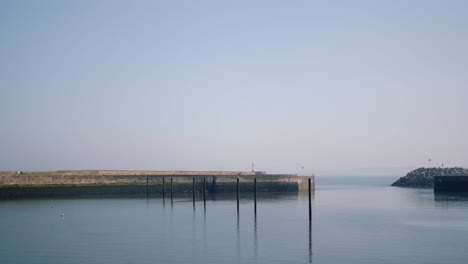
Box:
[0,171,314,198]
[434,176,468,193]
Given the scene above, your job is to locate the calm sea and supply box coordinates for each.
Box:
[1,176,468,264]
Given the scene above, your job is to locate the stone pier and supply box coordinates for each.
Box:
[0,170,315,198]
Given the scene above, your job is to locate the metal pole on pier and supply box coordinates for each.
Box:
[254,177,257,214]
[308,177,312,222]
[193,176,195,209]
[237,177,240,213]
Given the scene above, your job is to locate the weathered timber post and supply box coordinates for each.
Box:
[162,177,165,200]
[237,177,240,213]
[146,176,149,198]
[254,177,257,214]
[203,177,206,208]
[193,176,195,208]
[170,177,173,206]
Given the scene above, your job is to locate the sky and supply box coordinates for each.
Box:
[1,0,468,176]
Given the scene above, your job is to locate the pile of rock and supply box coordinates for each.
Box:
[391,167,468,188]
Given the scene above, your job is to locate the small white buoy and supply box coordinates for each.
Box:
[60,213,65,217]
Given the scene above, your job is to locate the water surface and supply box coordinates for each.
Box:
[1,176,468,264]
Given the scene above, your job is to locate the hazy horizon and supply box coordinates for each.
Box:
[1,0,467,176]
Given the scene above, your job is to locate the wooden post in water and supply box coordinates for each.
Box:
[308,177,312,222]
[146,176,149,198]
[237,177,240,213]
[203,177,206,208]
[254,177,257,214]
[192,176,195,208]
[162,177,165,200]
[170,177,173,205]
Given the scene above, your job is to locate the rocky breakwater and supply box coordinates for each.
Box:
[391,167,468,188]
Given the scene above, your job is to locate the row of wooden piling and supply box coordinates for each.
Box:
[146,176,313,222]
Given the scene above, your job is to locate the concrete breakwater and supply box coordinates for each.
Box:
[0,170,314,198]
[434,176,468,193]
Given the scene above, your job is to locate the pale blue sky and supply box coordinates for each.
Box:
[1,0,467,176]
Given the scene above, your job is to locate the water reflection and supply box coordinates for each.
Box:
[236,210,240,263]
[203,207,207,256]
[254,212,258,260]
[153,192,312,263]
[6,177,468,264]
[434,192,468,208]
[309,222,312,263]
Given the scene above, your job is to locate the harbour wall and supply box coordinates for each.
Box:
[434,176,468,193]
[0,171,314,198]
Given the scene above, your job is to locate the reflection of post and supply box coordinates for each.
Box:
[203,204,207,255]
[254,207,258,259]
[308,221,312,263]
[308,177,312,222]
[236,208,240,261]
[192,201,196,257]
